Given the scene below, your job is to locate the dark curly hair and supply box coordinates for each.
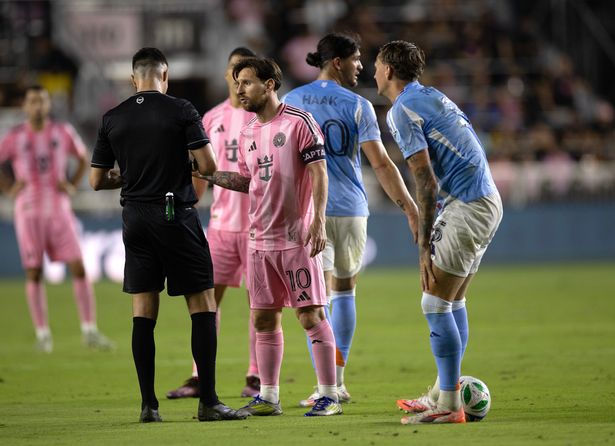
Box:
[378,41,425,82]
[232,57,283,91]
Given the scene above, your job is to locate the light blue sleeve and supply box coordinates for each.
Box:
[281,91,298,108]
[388,103,428,159]
[357,97,381,144]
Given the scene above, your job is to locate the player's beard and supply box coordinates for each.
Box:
[241,94,267,113]
[29,114,45,129]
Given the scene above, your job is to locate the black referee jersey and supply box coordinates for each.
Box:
[91,90,208,205]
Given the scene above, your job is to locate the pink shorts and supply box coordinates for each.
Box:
[247,245,327,310]
[207,227,248,287]
[14,210,83,269]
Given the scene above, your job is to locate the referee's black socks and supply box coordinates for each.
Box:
[132,317,159,410]
[191,311,219,406]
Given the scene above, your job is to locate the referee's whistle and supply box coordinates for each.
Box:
[165,192,175,222]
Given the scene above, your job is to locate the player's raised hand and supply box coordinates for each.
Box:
[305,218,326,257]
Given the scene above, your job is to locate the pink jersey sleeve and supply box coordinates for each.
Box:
[63,123,87,158]
[288,109,325,165]
[202,111,212,137]
[297,111,324,150]
[0,131,15,164]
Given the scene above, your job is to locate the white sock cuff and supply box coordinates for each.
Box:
[452,298,466,311]
[318,384,338,401]
[35,327,51,339]
[421,293,453,314]
[330,288,356,299]
[260,385,280,403]
[81,322,97,334]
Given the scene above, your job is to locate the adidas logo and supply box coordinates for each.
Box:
[215,124,225,133]
[296,291,311,302]
[311,340,323,344]
[249,141,257,152]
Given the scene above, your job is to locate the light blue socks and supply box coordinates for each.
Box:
[422,293,462,392]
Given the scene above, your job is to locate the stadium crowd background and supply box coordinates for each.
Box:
[0,0,614,273]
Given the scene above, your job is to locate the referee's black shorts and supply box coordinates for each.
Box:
[122,202,214,296]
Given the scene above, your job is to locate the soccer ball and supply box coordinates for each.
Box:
[459,375,491,421]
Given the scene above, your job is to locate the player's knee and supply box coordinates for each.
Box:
[296,306,325,330]
[252,311,278,332]
[421,292,452,314]
[68,260,86,278]
[26,268,43,282]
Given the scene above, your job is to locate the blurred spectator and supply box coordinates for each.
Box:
[1,0,614,208]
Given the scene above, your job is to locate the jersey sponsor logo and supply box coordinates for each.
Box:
[272,132,286,148]
[224,138,239,162]
[297,290,311,302]
[249,141,257,152]
[136,96,144,104]
[257,155,273,181]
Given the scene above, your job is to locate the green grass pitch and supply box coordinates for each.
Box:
[0,263,614,445]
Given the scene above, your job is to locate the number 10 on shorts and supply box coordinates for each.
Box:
[285,268,312,291]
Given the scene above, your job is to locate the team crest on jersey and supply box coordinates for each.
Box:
[136,96,144,104]
[257,155,273,181]
[273,132,286,148]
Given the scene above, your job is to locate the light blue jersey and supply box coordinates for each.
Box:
[387,81,497,203]
[282,80,381,217]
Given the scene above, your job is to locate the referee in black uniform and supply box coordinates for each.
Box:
[89,47,247,423]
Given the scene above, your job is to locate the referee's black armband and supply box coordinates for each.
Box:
[301,144,325,164]
[187,138,210,150]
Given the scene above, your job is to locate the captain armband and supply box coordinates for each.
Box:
[301,144,325,164]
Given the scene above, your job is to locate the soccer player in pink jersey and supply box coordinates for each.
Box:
[0,85,113,353]
[166,47,261,400]
[201,57,341,417]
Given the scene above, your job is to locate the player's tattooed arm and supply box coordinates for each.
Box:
[407,149,438,291]
[201,171,250,193]
[362,140,418,242]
